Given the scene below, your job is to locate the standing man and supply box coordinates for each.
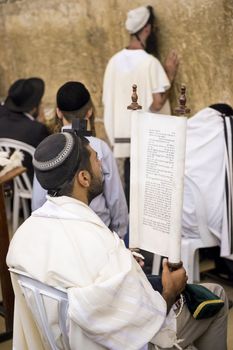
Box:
[0,77,49,181]
[32,81,128,238]
[103,5,179,204]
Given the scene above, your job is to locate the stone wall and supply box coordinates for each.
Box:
[0,0,232,137]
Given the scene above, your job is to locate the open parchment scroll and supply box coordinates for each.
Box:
[129,111,187,264]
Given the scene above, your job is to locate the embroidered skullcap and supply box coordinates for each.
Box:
[57,81,90,112]
[33,132,88,191]
[125,6,150,34]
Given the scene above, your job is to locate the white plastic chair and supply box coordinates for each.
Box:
[0,138,35,233]
[9,268,70,350]
[10,268,148,350]
[152,175,220,283]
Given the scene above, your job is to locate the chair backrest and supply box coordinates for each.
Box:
[184,174,219,246]
[10,268,70,350]
[0,138,35,192]
[0,138,35,157]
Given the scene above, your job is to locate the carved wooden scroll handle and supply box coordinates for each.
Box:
[127,84,142,110]
[174,84,191,116]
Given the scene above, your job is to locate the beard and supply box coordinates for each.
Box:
[145,31,159,58]
[87,172,103,204]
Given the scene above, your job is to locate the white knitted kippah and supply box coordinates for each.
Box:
[125,6,150,34]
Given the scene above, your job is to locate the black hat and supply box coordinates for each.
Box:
[33,132,85,192]
[57,81,90,112]
[5,78,45,113]
[209,103,233,117]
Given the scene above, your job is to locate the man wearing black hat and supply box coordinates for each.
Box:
[32,81,128,238]
[7,131,228,350]
[0,77,49,181]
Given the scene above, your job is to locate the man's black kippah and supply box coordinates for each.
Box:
[33,132,81,191]
[57,81,90,112]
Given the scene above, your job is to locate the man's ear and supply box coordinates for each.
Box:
[144,23,151,36]
[56,108,63,120]
[77,170,91,188]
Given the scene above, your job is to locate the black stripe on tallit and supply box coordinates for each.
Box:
[221,114,233,254]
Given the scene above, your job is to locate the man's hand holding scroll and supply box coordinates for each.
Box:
[162,258,187,313]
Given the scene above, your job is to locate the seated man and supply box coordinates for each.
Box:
[0,78,49,181]
[31,81,128,238]
[182,104,233,259]
[7,131,228,350]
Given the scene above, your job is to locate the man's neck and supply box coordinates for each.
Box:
[72,183,89,206]
[127,35,145,50]
[72,193,89,206]
[62,118,71,126]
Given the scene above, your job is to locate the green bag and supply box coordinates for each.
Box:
[183,284,224,320]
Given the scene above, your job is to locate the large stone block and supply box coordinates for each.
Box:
[0,0,232,140]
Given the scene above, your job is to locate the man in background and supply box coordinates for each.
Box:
[0,77,49,181]
[32,81,128,238]
[103,5,179,204]
[182,103,233,279]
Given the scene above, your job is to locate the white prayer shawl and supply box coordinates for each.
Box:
[7,196,176,350]
[182,107,232,257]
[103,49,171,158]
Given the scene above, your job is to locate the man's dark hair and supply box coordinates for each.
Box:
[209,103,233,117]
[49,136,92,197]
[61,100,92,122]
[145,6,159,57]
[134,5,159,57]
[146,5,156,27]
[55,176,76,198]
[55,99,96,137]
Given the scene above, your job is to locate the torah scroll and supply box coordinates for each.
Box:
[129,111,187,264]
